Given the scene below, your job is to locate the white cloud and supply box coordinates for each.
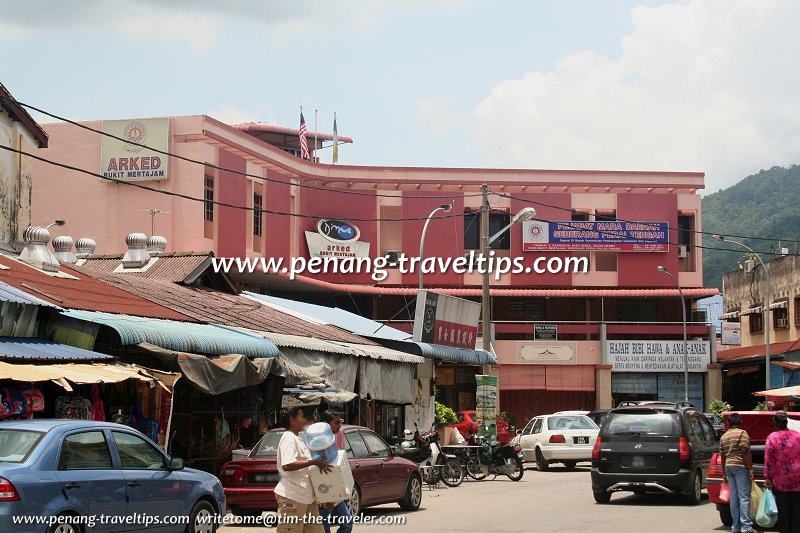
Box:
[207,102,275,125]
[472,0,800,192]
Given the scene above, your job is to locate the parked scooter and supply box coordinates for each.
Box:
[466,430,524,481]
[395,423,464,487]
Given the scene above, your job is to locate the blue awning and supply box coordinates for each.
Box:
[0,337,113,361]
[62,310,280,358]
[0,281,60,308]
[368,338,497,366]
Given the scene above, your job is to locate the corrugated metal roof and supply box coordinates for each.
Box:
[697,294,723,334]
[79,252,223,285]
[243,293,411,341]
[0,337,113,361]
[0,280,60,308]
[0,255,193,321]
[63,310,280,358]
[373,338,497,365]
[69,266,372,344]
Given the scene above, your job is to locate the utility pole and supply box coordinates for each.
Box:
[481,184,491,352]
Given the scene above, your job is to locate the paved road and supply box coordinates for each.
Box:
[220,464,726,532]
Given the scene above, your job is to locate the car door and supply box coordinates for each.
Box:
[690,412,717,478]
[55,429,127,533]
[360,430,406,501]
[109,430,181,532]
[521,418,543,461]
[344,430,376,505]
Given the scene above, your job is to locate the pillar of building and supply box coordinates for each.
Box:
[595,364,613,409]
[705,364,723,410]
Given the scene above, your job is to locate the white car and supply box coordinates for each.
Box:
[512,414,599,471]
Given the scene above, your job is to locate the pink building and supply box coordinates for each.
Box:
[34,114,720,418]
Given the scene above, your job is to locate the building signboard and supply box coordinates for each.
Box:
[413,290,480,349]
[305,219,370,259]
[534,324,557,340]
[522,220,669,252]
[605,340,710,372]
[721,321,741,346]
[518,341,577,364]
[101,118,170,181]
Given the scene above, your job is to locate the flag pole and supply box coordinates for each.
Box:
[314,109,318,163]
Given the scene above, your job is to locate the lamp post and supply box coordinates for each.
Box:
[479,183,536,351]
[419,203,453,290]
[713,234,771,390]
[657,265,689,403]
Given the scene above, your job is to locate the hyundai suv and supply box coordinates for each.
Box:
[590,402,719,504]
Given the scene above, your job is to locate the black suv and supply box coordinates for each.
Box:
[590,401,719,505]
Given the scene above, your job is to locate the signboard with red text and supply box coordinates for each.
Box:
[101,118,170,181]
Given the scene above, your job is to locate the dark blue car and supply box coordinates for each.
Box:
[0,420,225,533]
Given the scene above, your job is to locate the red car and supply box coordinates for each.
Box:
[706,411,800,527]
[450,410,511,444]
[221,425,422,517]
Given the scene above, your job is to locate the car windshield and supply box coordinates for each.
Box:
[547,416,596,430]
[250,430,285,457]
[0,429,43,463]
[605,411,681,436]
[704,413,720,425]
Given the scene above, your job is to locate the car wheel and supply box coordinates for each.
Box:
[563,462,577,470]
[718,504,733,527]
[186,500,217,533]
[399,474,422,511]
[348,484,361,516]
[47,514,81,533]
[535,448,549,471]
[683,470,702,505]
[593,491,611,504]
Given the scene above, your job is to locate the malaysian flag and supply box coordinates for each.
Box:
[299,110,310,160]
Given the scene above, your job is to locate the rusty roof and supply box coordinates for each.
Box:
[71,265,375,344]
[0,255,194,321]
[78,251,234,287]
[717,339,800,363]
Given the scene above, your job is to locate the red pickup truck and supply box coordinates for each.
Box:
[706,411,800,527]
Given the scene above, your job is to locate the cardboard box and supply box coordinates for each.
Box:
[309,450,354,504]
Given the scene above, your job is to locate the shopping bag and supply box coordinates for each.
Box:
[749,481,763,520]
[756,488,778,527]
[719,482,731,504]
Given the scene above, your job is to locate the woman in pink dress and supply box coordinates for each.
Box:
[764,411,800,533]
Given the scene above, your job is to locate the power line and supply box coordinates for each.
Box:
[1,95,481,201]
[496,192,800,245]
[0,145,467,223]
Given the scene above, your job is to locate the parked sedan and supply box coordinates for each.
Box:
[221,425,422,517]
[512,414,599,470]
[0,419,225,533]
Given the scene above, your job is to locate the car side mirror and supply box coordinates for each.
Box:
[169,457,184,471]
[516,429,523,436]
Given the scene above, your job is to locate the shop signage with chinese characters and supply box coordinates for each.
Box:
[413,290,480,349]
[522,220,669,252]
[101,118,170,181]
[305,219,370,259]
[604,340,710,372]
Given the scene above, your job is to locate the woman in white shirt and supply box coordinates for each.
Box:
[275,407,331,533]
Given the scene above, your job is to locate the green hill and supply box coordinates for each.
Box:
[702,165,800,289]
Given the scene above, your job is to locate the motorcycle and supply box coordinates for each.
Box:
[394,424,464,487]
[465,434,524,481]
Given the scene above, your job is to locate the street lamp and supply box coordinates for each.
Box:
[419,204,453,289]
[657,265,689,403]
[479,184,536,351]
[713,234,771,390]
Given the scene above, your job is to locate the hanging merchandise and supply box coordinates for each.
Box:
[22,389,45,412]
[219,408,231,439]
[111,409,126,424]
[90,384,106,421]
[55,396,92,420]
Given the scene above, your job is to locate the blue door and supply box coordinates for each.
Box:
[55,430,128,533]
[110,430,182,532]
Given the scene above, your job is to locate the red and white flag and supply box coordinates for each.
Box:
[299,111,310,160]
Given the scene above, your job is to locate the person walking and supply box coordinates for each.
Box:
[764,411,800,533]
[720,412,754,533]
[317,411,353,533]
[275,407,331,533]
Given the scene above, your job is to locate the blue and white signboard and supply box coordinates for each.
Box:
[522,220,669,252]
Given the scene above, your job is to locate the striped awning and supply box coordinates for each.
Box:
[741,307,762,315]
[719,311,741,320]
[769,300,789,310]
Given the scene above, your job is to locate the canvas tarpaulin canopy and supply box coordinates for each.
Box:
[359,358,416,405]
[0,361,173,392]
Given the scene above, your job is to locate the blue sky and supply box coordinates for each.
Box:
[3,1,800,191]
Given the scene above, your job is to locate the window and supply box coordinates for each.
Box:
[595,210,616,222]
[0,430,43,463]
[251,430,283,457]
[749,311,764,334]
[773,304,789,329]
[618,300,659,322]
[360,431,390,458]
[795,297,800,327]
[677,215,693,248]
[204,177,214,222]
[699,416,717,442]
[547,416,596,431]
[523,300,546,321]
[59,431,112,470]
[344,431,370,459]
[522,419,535,435]
[463,211,511,250]
[112,431,166,469]
[532,419,543,434]
[603,412,681,437]
[687,413,706,443]
[571,212,590,222]
[253,193,263,236]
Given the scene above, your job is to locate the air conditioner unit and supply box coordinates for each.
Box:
[776,317,789,328]
[385,250,402,266]
[745,259,756,273]
[678,245,689,258]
